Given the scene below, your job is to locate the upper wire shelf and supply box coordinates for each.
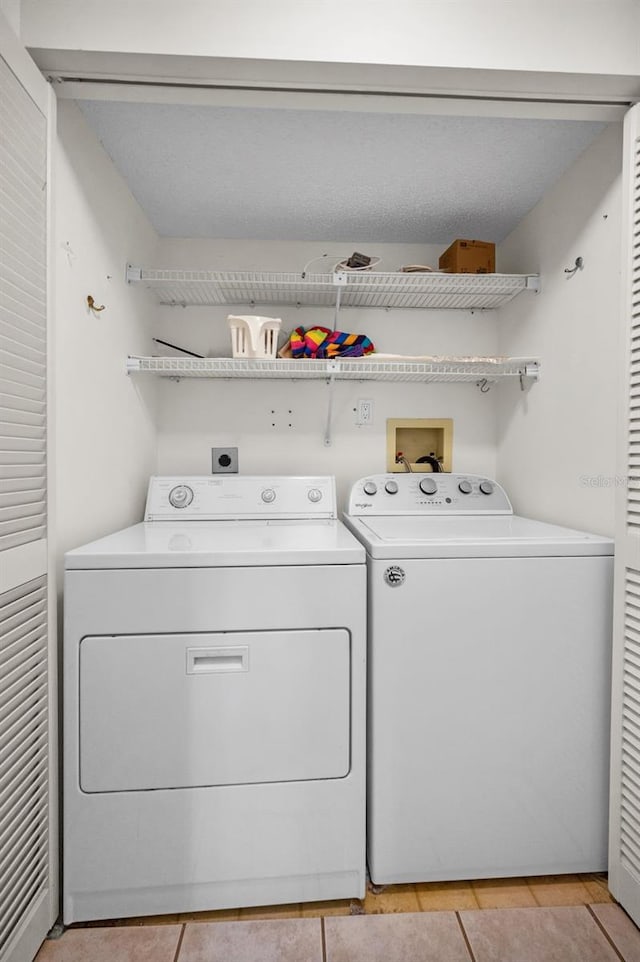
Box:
[126,267,540,312]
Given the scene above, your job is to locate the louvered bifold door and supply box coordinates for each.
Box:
[0,579,48,952]
[0,12,53,962]
[610,103,640,924]
[0,54,47,560]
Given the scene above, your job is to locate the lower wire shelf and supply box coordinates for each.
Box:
[126,356,540,383]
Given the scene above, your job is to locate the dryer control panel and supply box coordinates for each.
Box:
[347,474,512,516]
[146,475,337,521]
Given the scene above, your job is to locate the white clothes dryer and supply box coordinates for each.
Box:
[343,473,614,886]
[63,476,366,923]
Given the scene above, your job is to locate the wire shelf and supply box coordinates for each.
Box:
[128,268,540,312]
[127,356,540,383]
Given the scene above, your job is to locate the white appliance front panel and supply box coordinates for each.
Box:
[80,629,350,792]
[63,561,366,922]
[366,555,613,883]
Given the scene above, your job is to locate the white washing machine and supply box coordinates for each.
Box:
[343,473,614,886]
[63,476,366,924]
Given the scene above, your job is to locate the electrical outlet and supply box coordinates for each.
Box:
[212,447,238,473]
[356,399,374,425]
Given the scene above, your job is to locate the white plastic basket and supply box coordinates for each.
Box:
[228,314,282,359]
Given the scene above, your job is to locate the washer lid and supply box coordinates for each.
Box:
[65,519,365,569]
[343,514,613,558]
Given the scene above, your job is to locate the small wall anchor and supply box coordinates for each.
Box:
[564,256,584,278]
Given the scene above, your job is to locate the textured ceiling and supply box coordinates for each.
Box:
[78,101,605,243]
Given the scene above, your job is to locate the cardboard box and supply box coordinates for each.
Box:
[438,239,495,274]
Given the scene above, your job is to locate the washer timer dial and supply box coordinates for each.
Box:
[261,488,276,503]
[419,478,438,496]
[168,485,194,509]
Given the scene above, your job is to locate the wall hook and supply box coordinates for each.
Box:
[87,295,106,313]
[477,378,491,393]
[564,256,584,278]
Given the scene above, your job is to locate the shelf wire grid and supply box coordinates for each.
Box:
[127,356,540,383]
[134,269,538,311]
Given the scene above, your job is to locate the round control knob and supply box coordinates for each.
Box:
[261,488,276,503]
[308,488,322,503]
[458,480,473,495]
[385,480,399,495]
[168,484,194,509]
[363,481,378,496]
[419,478,438,496]
[479,480,494,495]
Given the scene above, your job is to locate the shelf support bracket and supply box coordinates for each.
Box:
[526,275,541,293]
[332,272,347,332]
[126,356,141,374]
[519,361,540,390]
[126,265,142,284]
[324,361,340,446]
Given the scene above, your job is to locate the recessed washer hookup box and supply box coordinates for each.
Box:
[438,239,496,274]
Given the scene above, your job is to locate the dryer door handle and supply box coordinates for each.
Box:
[186,646,249,674]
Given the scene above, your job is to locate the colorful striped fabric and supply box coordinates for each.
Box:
[290,326,375,358]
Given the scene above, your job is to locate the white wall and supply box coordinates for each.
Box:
[154,240,500,506]
[496,122,622,535]
[55,100,158,561]
[0,0,19,34]
[20,0,640,77]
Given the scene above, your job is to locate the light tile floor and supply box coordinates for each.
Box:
[39,875,639,962]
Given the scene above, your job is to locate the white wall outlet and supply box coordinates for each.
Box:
[212,447,238,473]
[356,399,374,425]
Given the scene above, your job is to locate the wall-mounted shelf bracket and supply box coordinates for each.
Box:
[324,361,340,447]
[525,276,541,292]
[126,264,142,284]
[520,361,540,389]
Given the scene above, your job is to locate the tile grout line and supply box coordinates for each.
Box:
[320,916,327,962]
[455,911,478,962]
[525,879,542,906]
[586,904,626,962]
[172,923,186,962]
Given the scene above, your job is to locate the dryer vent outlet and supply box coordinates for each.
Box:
[212,447,238,473]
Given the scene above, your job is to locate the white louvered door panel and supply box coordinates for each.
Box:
[0,12,54,962]
[0,579,48,951]
[0,54,47,560]
[610,103,640,924]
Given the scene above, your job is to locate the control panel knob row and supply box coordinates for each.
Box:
[480,480,494,495]
[385,480,398,495]
[419,478,438,496]
[458,480,472,494]
[168,485,194,508]
[363,481,377,496]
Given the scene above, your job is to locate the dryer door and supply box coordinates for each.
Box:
[79,629,350,791]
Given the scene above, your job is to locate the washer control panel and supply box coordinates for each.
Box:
[347,474,512,516]
[145,476,336,520]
